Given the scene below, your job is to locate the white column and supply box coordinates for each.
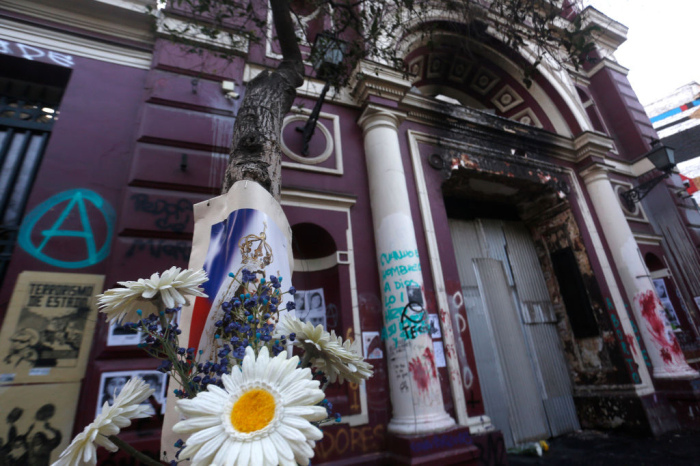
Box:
[582,166,699,379]
[359,106,455,434]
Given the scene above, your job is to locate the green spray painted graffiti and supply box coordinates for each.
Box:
[18,189,115,269]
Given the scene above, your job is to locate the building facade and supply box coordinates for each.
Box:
[1,1,700,464]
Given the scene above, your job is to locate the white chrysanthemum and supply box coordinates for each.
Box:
[277,316,373,384]
[173,346,326,466]
[97,267,208,323]
[52,378,155,466]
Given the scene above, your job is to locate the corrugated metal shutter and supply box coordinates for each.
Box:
[474,257,550,444]
[449,219,515,445]
[449,218,580,446]
[503,222,580,436]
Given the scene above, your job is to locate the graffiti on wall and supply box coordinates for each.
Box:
[0,40,74,67]
[18,189,115,269]
[313,424,385,461]
[379,249,430,347]
[130,194,192,232]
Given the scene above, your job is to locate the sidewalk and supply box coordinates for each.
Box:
[507,430,700,466]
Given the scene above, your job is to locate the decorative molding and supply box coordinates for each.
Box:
[1,0,153,46]
[350,60,412,105]
[279,188,367,426]
[581,7,628,54]
[157,16,248,54]
[281,107,343,175]
[491,84,524,113]
[510,107,542,128]
[612,181,650,224]
[0,17,152,69]
[426,53,447,79]
[636,233,665,247]
[573,131,615,161]
[407,56,424,81]
[448,57,473,84]
[469,66,500,95]
[587,58,630,78]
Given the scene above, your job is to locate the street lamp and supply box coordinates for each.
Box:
[296,33,346,157]
[620,142,676,209]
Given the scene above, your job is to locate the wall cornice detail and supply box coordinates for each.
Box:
[0,17,153,69]
[0,0,154,47]
[350,60,412,105]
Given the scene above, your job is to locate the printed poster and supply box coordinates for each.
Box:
[653,278,681,330]
[0,381,81,465]
[362,331,383,359]
[161,181,294,460]
[97,370,168,416]
[295,288,327,329]
[0,272,104,384]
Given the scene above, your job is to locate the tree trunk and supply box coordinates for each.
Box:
[222,0,304,199]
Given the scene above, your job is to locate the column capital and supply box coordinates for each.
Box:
[579,163,611,184]
[358,104,407,134]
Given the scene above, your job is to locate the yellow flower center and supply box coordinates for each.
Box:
[230,389,276,433]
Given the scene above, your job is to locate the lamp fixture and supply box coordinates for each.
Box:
[620,141,676,208]
[296,33,346,157]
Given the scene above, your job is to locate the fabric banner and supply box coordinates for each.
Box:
[161,181,293,461]
[0,272,104,384]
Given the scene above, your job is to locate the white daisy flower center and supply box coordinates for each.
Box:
[229,387,276,433]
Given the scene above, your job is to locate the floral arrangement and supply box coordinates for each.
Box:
[53,266,373,466]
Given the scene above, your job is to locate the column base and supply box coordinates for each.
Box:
[387,425,479,465]
[387,410,456,436]
[652,366,699,380]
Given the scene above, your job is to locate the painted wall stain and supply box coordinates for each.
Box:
[409,356,430,393]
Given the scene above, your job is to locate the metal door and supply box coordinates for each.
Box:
[449,218,579,447]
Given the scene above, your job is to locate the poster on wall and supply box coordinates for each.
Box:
[362,331,383,359]
[107,322,141,347]
[0,272,104,384]
[96,370,168,416]
[295,288,327,329]
[0,381,81,465]
[653,278,681,330]
[161,181,294,460]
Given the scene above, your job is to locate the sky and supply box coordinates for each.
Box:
[583,0,700,106]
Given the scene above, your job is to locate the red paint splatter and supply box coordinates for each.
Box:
[624,334,638,356]
[423,347,437,378]
[660,347,672,363]
[638,290,684,360]
[409,357,430,393]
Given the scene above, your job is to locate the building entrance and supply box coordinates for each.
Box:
[449,218,580,447]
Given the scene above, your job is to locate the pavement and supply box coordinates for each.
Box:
[507,429,700,466]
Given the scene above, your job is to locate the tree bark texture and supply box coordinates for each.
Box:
[222,0,304,199]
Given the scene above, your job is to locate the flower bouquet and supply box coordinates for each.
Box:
[52,266,373,466]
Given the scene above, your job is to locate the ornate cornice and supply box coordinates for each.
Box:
[350,60,412,105]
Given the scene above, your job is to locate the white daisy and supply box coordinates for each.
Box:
[328,331,374,385]
[277,316,373,385]
[173,346,327,466]
[97,267,208,323]
[52,378,155,466]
